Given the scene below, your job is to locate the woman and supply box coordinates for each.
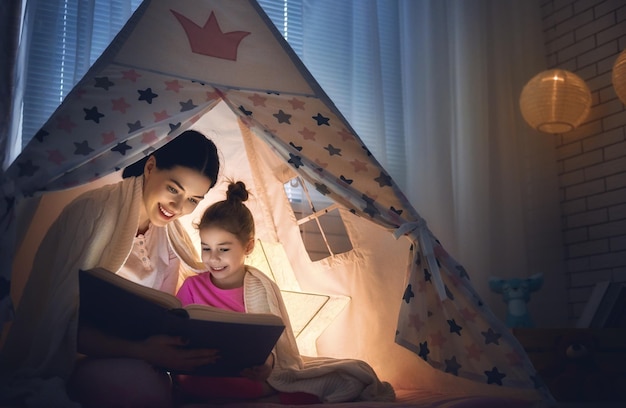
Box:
[0,130,220,408]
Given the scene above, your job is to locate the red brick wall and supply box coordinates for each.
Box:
[541,0,626,324]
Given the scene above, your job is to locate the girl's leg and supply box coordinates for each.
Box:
[67,357,172,408]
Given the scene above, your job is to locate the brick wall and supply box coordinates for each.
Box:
[542,0,626,324]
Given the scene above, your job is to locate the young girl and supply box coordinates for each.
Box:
[0,130,221,408]
[174,181,395,405]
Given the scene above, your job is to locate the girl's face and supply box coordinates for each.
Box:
[141,156,212,229]
[199,226,254,289]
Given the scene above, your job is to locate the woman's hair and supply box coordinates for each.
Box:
[122,130,220,187]
[198,181,255,245]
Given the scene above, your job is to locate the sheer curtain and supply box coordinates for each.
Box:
[300,0,566,325]
[6,0,566,325]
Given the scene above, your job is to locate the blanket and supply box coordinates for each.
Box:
[244,267,395,403]
[0,176,203,407]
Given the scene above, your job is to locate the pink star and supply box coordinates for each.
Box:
[288,97,305,110]
[466,343,482,361]
[350,158,368,172]
[429,330,447,348]
[141,130,157,144]
[338,128,354,142]
[314,158,328,169]
[47,149,66,165]
[505,350,523,366]
[206,91,221,101]
[165,80,183,93]
[248,93,267,107]
[101,131,116,145]
[121,69,141,82]
[459,307,478,323]
[56,115,76,133]
[299,127,316,141]
[153,110,170,122]
[408,312,425,331]
[171,10,250,61]
[111,97,131,114]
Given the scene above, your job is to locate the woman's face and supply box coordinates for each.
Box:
[199,226,254,289]
[141,156,213,228]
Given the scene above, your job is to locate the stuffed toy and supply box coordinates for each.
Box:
[541,331,626,402]
[488,273,542,328]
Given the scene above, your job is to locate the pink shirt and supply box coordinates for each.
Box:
[176,272,245,313]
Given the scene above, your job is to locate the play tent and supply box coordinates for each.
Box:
[1,0,552,405]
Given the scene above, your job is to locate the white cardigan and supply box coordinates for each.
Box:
[0,176,203,406]
[244,267,395,403]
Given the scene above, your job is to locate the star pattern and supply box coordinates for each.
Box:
[3,4,545,396]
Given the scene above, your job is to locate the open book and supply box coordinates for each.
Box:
[78,267,285,376]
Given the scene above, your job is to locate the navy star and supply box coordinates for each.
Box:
[390,206,403,215]
[481,328,502,345]
[111,141,132,156]
[138,88,158,104]
[74,140,94,156]
[289,142,303,151]
[168,122,181,134]
[312,113,330,126]
[444,356,462,376]
[34,129,49,143]
[179,99,197,112]
[447,319,463,336]
[84,106,104,123]
[444,285,455,300]
[127,120,143,133]
[273,109,292,124]
[324,144,341,156]
[315,183,331,195]
[374,172,392,187]
[17,160,38,177]
[339,175,353,184]
[362,194,380,218]
[288,153,303,168]
[239,105,252,116]
[94,76,114,90]
[456,265,470,280]
[423,268,431,282]
[418,341,430,361]
[402,284,415,304]
[484,367,506,385]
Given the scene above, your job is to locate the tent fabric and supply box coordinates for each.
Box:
[0,0,551,403]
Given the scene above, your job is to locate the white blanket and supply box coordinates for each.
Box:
[244,267,395,403]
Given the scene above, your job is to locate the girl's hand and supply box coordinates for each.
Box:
[138,335,219,372]
[240,352,274,382]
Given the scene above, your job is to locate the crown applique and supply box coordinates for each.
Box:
[171,10,250,61]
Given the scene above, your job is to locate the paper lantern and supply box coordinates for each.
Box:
[612,49,626,105]
[519,69,591,134]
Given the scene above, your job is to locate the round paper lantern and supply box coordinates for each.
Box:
[612,49,626,105]
[519,69,591,134]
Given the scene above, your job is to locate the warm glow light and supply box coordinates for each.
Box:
[519,69,592,134]
[612,49,626,105]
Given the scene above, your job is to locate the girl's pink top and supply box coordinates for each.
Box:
[176,272,245,313]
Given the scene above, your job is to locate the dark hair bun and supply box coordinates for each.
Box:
[226,181,249,204]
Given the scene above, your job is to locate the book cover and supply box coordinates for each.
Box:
[78,268,285,376]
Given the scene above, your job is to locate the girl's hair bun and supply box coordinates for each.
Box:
[226,181,248,204]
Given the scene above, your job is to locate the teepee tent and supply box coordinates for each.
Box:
[1,0,551,404]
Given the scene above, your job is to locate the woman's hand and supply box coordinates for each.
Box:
[137,335,219,372]
[240,352,274,382]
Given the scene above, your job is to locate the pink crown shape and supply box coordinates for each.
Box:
[171,10,251,61]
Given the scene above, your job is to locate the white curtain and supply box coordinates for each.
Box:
[300,0,566,325]
[7,0,567,325]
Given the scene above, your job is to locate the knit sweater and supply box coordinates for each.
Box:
[0,176,203,407]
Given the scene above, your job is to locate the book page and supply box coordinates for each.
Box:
[84,267,182,310]
[184,304,284,326]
